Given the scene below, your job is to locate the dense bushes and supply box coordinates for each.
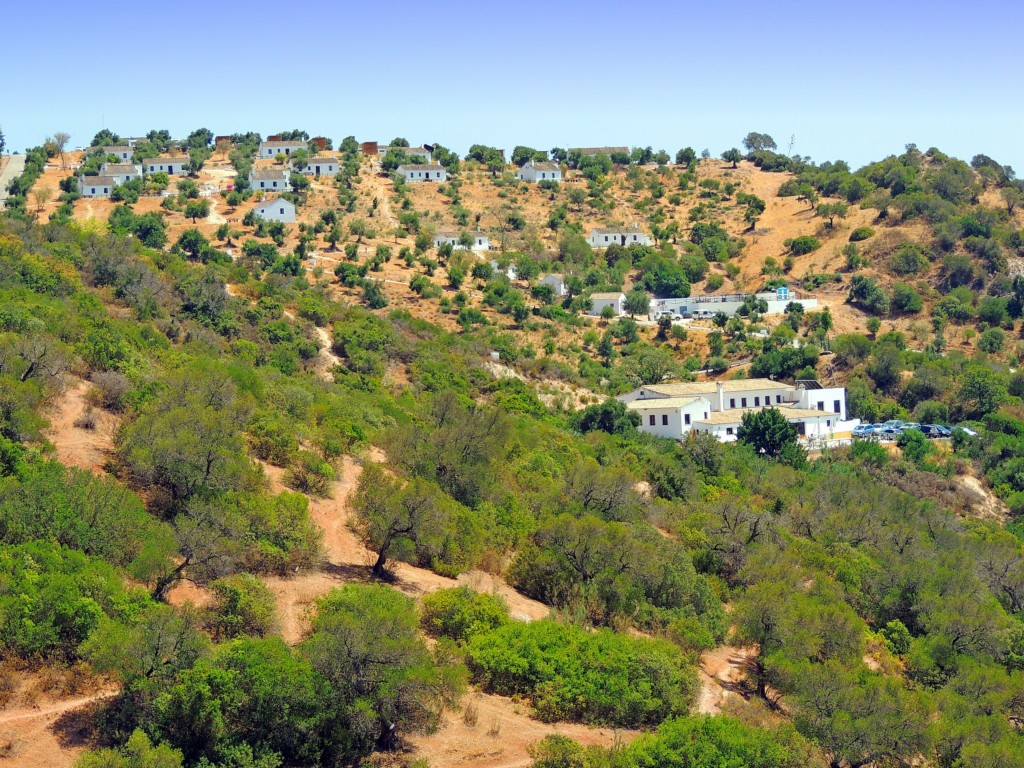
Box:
[467,619,697,726]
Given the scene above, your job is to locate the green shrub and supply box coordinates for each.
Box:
[466,619,697,727]
[421,586,510,642]
[849,226,875,242]
[789,236,821,255]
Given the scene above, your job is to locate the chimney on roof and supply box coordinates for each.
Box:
[716,381,725,412]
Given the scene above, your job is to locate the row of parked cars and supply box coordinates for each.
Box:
[851,421,974,440]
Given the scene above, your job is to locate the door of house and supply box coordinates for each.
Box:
[315,165,321,175]
[621,235,626,245]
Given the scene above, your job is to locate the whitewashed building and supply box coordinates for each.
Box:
[619,378,855,443]
[628,396,713,440]
[433,231,491,252]
[143,157,189,175]
[101,145,133,162]
[590,292,626,316]
[250,168,290,192]
[650,288,818,320]
[587,226,652,248]
[259,140,307,159]
[301,156,339,176]
[398,164,447,183]
[79,175,117,198]
[490,260,518,280]
[251,197,296,224]
[100,163,143,184]
[517,160,562,183]
[539,273,568,297]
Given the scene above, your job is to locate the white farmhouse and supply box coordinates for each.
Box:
[588,226,652,248]
[143,157,189,175]
[590,292,625,316]
[300,156,339,176]
[628,396,713,440]
[258,140,307,159]
[619,379,855,443]
[650,288,818,320]
[100,163,143,185]
[79,176,117,198]
[517,160,562,183]
[251,197,296,224]
[101,145,133,162]
[249,168,290,192]
[433,231,491,252]
[490,260,518,280]
[539,273,568,297]
[398,164,447,183]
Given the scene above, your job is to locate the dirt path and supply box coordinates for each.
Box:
[696,644,757,715]
[409,692,637,768]
[262,455,550,643]
[0,154,26,203]
[0,689,117,768]
[360,165,399,230]
[42,379,119,474]
[310,323,340,380]
[206,194,227,226]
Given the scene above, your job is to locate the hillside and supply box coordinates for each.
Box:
[2,135,1024,768]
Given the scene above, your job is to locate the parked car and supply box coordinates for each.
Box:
[901,422,922,432]
[933,425,952,437]
[852,425,874,438]
[881,420,906,430]
[877,428,901,440]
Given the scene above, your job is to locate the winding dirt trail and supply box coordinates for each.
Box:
[0,689,117,768]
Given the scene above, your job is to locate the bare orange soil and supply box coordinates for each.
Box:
[408,692,637,768]
[696,644,758,715]
[42,378,118,474]
[0,683,116,768]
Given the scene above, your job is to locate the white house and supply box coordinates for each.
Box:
[251,197,296,224]
[650,287,818,320]
[380,145,431,162]
[619,378,855,443]
[259,140,307,159]
[433,231,491,252]
[143,157,189,175]
[517,160,562,183]
[627,396,713,440]
[79,175,117,198]
[539,273,568,297]
[100,163,142,185]
[249,168,290,192]
[301,156,339,176]
[101,145,133,162]
[588,226,652,248]
[590,292,625,316]
[398,164,447,183]
[490,260,518,280]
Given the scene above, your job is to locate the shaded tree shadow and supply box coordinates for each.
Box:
[52,699,113,750]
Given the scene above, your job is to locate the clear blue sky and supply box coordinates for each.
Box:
[3,0,1023,171]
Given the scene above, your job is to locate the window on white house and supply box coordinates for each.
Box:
[741,398,747,407]
[729,398,735,408]
[684,414,690,425]
[649,415,656,426]
[662,414,668,425]
[754,397,760,406]
[817,402,824,411]
[279,209,284,214]
[834,400,841,413]
[726,427,734,435]
[777,395,782,403]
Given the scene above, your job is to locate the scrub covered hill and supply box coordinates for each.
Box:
[1,133,1024,768]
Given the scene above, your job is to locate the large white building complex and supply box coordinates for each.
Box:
[619,378,856,443]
